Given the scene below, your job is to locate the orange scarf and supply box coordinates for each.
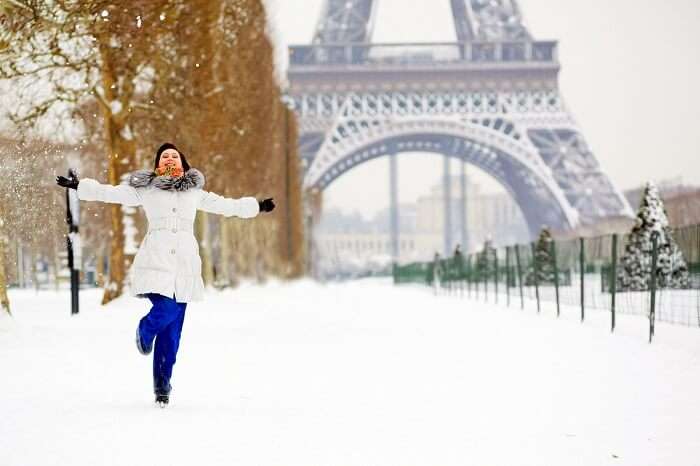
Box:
[155,165,184,178]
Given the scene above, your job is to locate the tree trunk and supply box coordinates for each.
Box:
[101,134,128,304]
[97,39,138,304]
[286,111,306,278]
[254,220,267,283]
[99,126,136,304]
[96,245,105,288]
[31,249,39,292]
[0,213,11,316]
[52,237,61,291]
[217,218,231,288]
[196,211,214,287]
[230,221,249,283]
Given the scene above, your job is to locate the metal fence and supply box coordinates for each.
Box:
[393,224,700,342]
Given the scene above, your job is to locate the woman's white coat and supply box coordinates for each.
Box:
[77,168,259,302]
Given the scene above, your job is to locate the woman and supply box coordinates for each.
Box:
[56,142,275,407]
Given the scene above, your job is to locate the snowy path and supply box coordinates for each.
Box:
[2,277,699,466]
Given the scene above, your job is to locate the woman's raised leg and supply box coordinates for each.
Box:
[137,293,181,355]
[152,301,187,396]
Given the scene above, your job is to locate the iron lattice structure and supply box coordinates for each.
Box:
[289,0,633,239]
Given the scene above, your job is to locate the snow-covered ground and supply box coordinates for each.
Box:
[2,277,699,466]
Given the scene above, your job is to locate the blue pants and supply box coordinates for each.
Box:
[138,293,187,396]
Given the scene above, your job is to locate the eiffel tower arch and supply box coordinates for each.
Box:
[286,0,633,261]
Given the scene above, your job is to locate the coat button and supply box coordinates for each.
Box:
[171,249,176,254]
[172,207,177,212]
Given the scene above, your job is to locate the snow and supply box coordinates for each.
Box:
[119,124,133,141]
[109,99,122,115]
[1,277,700,465]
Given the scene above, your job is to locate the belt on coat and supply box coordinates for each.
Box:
[147,216,195,234]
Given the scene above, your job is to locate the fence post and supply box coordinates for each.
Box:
[649,231,659,343]
[432,260,437,296]
[459,256,464,298]
[506,246,511,307]
[484,252,488,302]
[441,261,445,294]
[444,260,449,295]
[467,255,472,298]
[447,259,452,295]
[580,237,585,323]
[474,253,481,299]
[531,242,541,313]
[515,244,524,310]
[551,239,560,317]
[610,234,618,333]
[494,248,499,304]
[444,259,448,292]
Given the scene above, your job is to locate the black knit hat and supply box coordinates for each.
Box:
[154,142,191,172]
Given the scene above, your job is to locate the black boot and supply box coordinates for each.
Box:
[155,394,169,408]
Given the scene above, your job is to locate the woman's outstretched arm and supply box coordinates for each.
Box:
[197,190,260,218]
[76,178,142,207]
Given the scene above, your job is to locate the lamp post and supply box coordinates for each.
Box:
[65,168,81,315]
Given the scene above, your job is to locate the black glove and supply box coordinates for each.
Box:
[56,174,79,190]
[258,197,275,213]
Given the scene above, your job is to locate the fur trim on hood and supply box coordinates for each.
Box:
[128,168,205,191]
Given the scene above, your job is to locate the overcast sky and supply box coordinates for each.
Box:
[268,0,700,218]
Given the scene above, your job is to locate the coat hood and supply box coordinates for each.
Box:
[128,168,205,191]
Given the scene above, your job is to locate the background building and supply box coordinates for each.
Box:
[316,173,530,275]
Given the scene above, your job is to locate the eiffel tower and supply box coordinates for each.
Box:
[286,0,633,260]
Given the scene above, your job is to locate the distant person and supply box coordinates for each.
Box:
[431,251,443,293]
[56,143,276,407]
[453,244,464,291]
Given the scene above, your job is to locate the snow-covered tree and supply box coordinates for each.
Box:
[475,239,496,279]
[525,227,555,285]
[0,1,176,303]
[1,0,305,302]
[617,181,690,291]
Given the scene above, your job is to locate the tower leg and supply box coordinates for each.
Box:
[389,152,399,263]
[443,155,452,256]
[460,160,468,252]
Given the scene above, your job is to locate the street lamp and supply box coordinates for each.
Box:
[65,168,81,314]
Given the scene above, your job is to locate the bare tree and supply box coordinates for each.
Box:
[0,1,187,303]
[1,0,307,303]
